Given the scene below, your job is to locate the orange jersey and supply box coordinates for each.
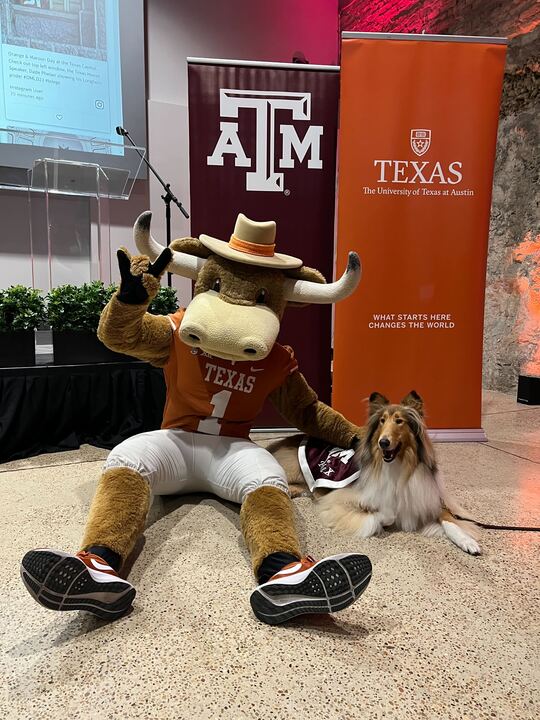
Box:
[162,309,298,438]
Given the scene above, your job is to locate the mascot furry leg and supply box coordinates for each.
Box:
[20,212,372,625]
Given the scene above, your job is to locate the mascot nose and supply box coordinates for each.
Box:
[379,437,390,449]
[241,338,267,357]
[181,324,206,345]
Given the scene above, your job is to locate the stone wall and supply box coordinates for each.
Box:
[339,1,540,391]
[486,28,539,389]
[340,0,540,38]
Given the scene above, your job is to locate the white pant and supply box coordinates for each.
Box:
[104,429,289,505]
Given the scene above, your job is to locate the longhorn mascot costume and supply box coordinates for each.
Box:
[20,212,372,625]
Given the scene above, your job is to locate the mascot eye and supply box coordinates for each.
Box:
[256,289,267,304]
[212,278,221,292]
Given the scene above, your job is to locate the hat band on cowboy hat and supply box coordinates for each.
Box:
[228,234,276,257]
[199,213,303,269]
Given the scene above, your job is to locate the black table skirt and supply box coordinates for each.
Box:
[0,362,166,463]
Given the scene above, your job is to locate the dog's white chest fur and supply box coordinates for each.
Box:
[356,460,441,531]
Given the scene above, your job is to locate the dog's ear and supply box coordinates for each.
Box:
[368,392,389,417]
[401,390,424,416]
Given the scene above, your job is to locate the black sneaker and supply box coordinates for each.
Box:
[250,553,372,625]
[20,549,135,620]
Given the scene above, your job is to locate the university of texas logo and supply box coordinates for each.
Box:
[207,88,324,192]
[410,128,431,156]
[373,127,464,185]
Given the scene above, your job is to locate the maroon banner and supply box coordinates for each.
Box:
[188,59,339,427]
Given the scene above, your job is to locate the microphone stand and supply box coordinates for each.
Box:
[117,127,189,287]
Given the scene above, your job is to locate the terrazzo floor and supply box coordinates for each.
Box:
[1,390,538,719]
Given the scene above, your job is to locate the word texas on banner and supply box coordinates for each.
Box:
[188,59,339,428]
[333,33,507,439]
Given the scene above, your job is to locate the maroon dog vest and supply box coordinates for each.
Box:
[298,438,360,492]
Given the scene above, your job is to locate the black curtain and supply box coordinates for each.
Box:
[0,362,166,463]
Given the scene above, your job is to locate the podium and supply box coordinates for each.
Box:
[0,129,146,291]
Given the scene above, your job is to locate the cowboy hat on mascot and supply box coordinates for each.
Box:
[20,211,372,625]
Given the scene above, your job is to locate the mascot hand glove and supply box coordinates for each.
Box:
[116,247,172,305]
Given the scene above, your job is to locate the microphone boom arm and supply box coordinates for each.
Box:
[117,126,189,219]
[116,125,189,287]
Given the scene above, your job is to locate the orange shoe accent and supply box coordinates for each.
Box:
[268,555,317,581]
[76,551,121,578]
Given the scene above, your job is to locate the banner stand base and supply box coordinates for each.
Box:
[428,428,487,443]
[252,427,488,443]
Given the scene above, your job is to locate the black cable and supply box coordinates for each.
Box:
[454,514,540,532]
[477,523,540,532]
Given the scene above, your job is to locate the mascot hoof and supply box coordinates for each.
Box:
[250,553,372,625]
[20,549,135,620]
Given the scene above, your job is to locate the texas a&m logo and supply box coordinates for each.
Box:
[318,447,355,477]
[207,89,324,192]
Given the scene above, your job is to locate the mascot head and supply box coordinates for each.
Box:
[135,211,361,363]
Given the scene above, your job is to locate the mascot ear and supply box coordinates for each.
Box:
[284,265,326,307]
[170,237,212,259]
[368,392,389,416]
[401,390,424,416]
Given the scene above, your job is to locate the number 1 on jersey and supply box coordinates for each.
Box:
[197,390,232,434]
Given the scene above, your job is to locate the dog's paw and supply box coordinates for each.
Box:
[352,514,382,539]
[352,527,373,540]
[461,537,482,556]
[442,520,481,555]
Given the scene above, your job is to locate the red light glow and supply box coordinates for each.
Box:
[340,0,449,34]
[514,232,540,377]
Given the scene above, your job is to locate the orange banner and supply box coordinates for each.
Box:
[333,33,507,438]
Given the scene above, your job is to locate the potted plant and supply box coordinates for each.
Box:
[47,281,178,365]
[48,280,123,364]
[148,286,179,316]
[0,285,46,367]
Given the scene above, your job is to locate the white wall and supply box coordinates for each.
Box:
[0,0,338,301]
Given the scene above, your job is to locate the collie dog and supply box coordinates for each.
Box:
[270,391,481,555]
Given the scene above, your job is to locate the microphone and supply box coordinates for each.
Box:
[115,126,127,136]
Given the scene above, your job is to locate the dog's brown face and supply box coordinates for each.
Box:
[363,391,435,471]
[376,406,413,463]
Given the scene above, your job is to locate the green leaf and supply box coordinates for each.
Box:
[148,286,179,316]
[46,281,119,332]
[0,285,46,331]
